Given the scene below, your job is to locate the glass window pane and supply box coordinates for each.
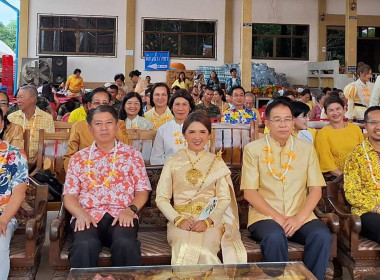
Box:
[78,18,97,29]
[327,38,345,65]
[276,38,291,57]
[60,31,77,52]
[162,34,178,55]
[253,37,273,57]
[292,38,308,58]
[293,25,309,36]
[198,22,215,33]
[197,35,214,56]
[327,27,345,37]
[279,25,291,35]
[144,33,162,51]
[181,21,197,32]
[79,32,96,53]
[181,35,197,55]
[162,21,179,32]
[97,18,115,30]
[40,16,59,28]
[97,32,114,54]
[144,20,161,31]
[60,17,77,29]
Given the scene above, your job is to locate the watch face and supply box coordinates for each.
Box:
[129,205,137,214]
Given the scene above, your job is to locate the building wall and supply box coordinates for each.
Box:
[134,0,227,84]
[27,0,127,83]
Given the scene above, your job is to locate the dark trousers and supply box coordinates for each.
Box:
[361,212,380,243]
[248,219,332,280]
[69,212,141,268]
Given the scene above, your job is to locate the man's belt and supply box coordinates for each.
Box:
[174,202,206,214]
[354,103,366,107]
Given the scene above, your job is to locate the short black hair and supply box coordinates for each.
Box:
[150,82,170,107]
[82,92,91,105]
[114,73,125,83]
[322,87,331,94]
[65,100,77,113]
[290,101,310,118]
[89,87,111,103]
[87,105,118,125]
[265,98,293,120]
[230,68,237,73]
[168,89,196,114]
[205,86,214,92]
[119,92,144,120]
[109,84,119,91]
[364,106,380,123]
[301,89,311,97]
[323,95,344,112]
[230,85,245,96]
[283,91,295,98]
[74,68,81,74]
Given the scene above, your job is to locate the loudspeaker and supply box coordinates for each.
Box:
[39,56,67,85]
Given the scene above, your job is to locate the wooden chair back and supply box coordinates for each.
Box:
[23,129,30,163]
[126,129,157,165]
[54,121,73,132]
[210,121,258,165]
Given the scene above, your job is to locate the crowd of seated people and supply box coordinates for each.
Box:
[2,62,380,280]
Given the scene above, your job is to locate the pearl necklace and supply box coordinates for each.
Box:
[85,140,119,189]
[264,134,295,181]
[362,140,380,189]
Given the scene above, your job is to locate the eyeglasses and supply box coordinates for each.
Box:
[91,101,109,106]
[268,117,294,125]
[0,101,9,107]
[366,120,380,125]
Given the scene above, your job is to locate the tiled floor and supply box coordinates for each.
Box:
[34,211,369,280]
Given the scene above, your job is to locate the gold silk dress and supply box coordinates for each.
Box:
[344,79,373,120]
[156,149,247,265]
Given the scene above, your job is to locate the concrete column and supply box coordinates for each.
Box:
[345,0,357,75]
[240,0,252,91]
[318,0,327,61]
[125,0,135,78]
[224,0,233,64]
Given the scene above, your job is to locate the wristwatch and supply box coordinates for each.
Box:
[128,204,138,214]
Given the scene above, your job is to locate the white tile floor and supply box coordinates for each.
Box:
[34,211,371,280]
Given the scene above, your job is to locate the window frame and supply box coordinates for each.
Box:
[142,18,217,59]
[37,14,118,57]
[252,23,309,60]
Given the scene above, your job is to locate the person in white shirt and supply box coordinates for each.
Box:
[150,90,195,165]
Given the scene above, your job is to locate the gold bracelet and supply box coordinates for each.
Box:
[204,219,210,228]
[174,216,185,227]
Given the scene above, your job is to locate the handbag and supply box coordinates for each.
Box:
[33,169,63,201]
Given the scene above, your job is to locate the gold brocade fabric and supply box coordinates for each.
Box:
[315,123,364,173]
[344,139,380,216]
[241,135,326,226]
[156,149,247,265]
[344,80,373,120]
[3,123,24,150]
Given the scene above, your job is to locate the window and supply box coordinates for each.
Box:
[252,24,309,60]
[143,18,216,58]
[326,26,345,66]
[38,15,117,56]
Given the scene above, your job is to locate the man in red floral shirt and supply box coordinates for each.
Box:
[63,105,151,268]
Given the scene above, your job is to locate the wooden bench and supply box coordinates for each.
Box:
[9,177,49,280]
[327,177,380,280]
[49,165,339,279]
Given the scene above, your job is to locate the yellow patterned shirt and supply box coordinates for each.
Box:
[315,123,364,173]
[144,107,174,130]
[8,107,55,162]
[344,139,380,216]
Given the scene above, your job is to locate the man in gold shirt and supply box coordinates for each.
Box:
[63,87,130,171]
[8,85,55,165]
[344,106,380,243]
[241,99,331,280]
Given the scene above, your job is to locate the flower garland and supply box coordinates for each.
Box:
[362,141,380,189]
[85,140,119,189]
[0,141,9,173]
[264,134,295,181]
[22,108,38,139]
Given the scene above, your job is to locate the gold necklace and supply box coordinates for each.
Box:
[185,150,206,186]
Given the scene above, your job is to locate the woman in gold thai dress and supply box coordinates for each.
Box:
[344,62,373,120]
[156,112,247,265]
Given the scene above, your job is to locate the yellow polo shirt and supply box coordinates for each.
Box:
[66,75,84,93]
[241,135,326,227]
[68,106,87,122]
